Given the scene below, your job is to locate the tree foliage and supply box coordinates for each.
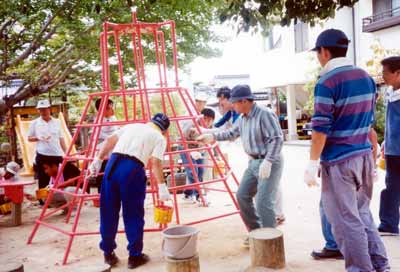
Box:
[0,0,224,116]
[220,0,359,34]
[0,0,364,117]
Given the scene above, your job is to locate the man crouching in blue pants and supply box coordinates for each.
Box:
[89,113,171,269]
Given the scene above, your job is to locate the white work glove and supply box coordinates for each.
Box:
[304,160,319,187]
[190,151,202,160]
[88,158,103,177]
[158,183,171,201]
[196,133,215,144]
[259,159,272,180]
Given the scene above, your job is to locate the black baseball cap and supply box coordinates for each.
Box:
[151,113,170,131]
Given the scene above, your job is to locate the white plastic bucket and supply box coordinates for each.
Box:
[162,225,199,259]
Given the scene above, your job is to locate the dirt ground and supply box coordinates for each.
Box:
[0,142,399,271]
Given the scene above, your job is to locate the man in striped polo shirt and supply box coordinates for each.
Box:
[304,29,389,272]
[197,85,284,243]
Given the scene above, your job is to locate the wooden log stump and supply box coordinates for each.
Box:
[249,228,285,269]
[68,264,111,272]
[166,254,200,272]
[11,203,22,226]
[0,262,24,272]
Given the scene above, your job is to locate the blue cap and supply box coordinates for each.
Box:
[229,85,254,103]
[311,29,350,51]
[151,113,170,131]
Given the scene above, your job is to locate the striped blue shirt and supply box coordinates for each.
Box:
[213,103,283,162]
[312,58,376,164]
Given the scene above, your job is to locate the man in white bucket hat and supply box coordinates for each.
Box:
[0,161,21,208]
[0,161,21,181]
[28,99,67,203]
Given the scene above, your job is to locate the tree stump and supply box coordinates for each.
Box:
[249,228,285,269]
[0,262,24,272]
[11,203,22,226]
[69,264,110,272]
[166,254,200,272]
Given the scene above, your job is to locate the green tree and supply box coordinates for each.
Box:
[0,0,224,116]
[303,57,321,116]
[220,0,359,34]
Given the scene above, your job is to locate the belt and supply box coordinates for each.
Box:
[106,153,144,181]
[249,154,266,160]
[112,153,144,168]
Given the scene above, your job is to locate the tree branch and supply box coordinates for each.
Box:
[0,19,14,36]
[57,78,82,87]
[8,25,57,70]
[45,47,74,75]
[48,62,75,89]
[4,9,58,73]
[37,45,70,72]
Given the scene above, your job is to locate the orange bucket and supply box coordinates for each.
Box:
[0,202,12,214]
[36,188,49,200]
[154,205,173,224]
[378,158,385,170]
[92,198,100,207]
[213,160,225,176]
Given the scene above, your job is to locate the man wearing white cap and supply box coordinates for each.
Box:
[28,99,67,201]
[0,161,21,181]
[194,92,208,113]
[0,161,21,208]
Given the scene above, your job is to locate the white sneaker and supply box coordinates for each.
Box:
[182,195,196,204]
[196,196,210,207]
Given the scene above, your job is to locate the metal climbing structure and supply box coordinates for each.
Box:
[27,11,244,264]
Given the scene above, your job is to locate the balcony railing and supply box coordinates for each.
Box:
[363,7,400,32]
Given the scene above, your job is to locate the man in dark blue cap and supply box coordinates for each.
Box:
[304,28,389,271]
[89,113,171,269]
[197,84,284,245]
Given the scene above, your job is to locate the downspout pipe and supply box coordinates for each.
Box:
[352,6,357,66]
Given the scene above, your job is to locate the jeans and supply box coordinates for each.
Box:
[320,201,338,250]
[379,155,400,234]
[236,155,283,230]
[321,154,389,272]
[179,148,204,198]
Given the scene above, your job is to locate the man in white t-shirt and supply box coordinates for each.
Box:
[95,98,119,143]
[89,113,171,269]
[28,100,67,197]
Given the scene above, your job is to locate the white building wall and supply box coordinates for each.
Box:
[259,2,400,88]
[353,0,374,66]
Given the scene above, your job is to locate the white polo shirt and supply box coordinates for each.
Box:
[112,123,167,165]
[99,116,119,141]
[27,117,64,156]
